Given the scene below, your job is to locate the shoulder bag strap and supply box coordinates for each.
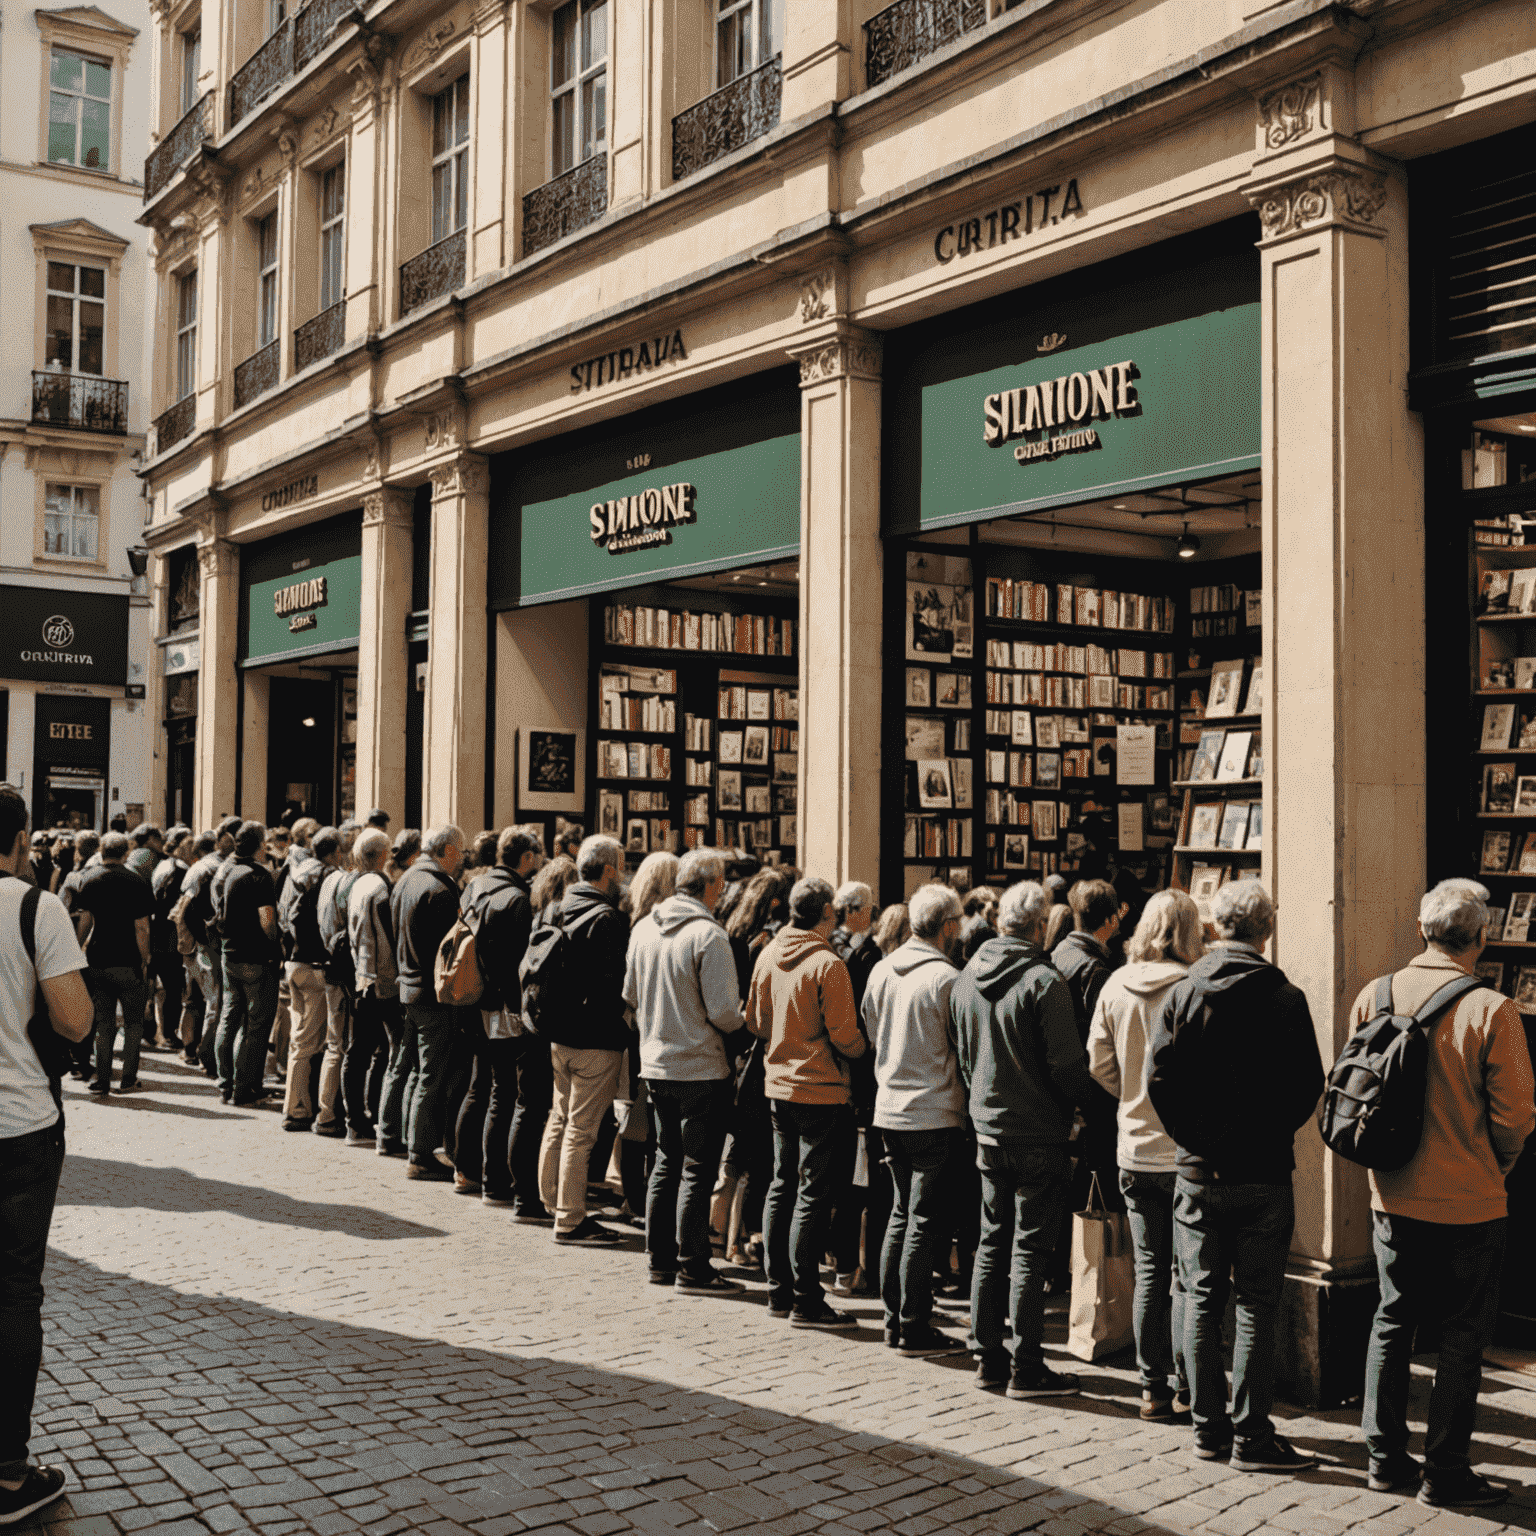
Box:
[1409,973,1484,1030]
[1374,973,1395,1018]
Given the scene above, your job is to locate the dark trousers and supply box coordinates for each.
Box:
[151,951,184,1044]
[483,1033,551,1205]
[88,965,147,1088]
[401,1003,469,1164]
[1363,1211,1506,1473]
[181,955,206,1054]
[972,1140,1071,1374]
[0,1121,64,1480]
[765,1100,855,1311]
[342,989,392,1133]
[216,957,279,1101]
[646,1077,732,1280]
[1120,1168,1188,1397]
[1174,1177,1294,1447]
[724,1090,772,1237]
[882,1126,962,1333]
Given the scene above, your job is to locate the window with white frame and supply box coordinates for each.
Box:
[48,48,112,169]
[45,262,106,375]
[550,0,606,178]
[181,28,201,115]
[257,213,279,347]
[431,76,469,244]
[320,163,345,311]
[716,0,779,85]
[176,270,198,400]
[44,484,100,560]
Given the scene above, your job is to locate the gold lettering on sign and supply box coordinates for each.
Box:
[273,574,329,616]
[49,723,92,739]
[589,483,697,553]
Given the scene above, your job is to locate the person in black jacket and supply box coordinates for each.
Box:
[1148,879,1323,1475]
[452,826,545,1210]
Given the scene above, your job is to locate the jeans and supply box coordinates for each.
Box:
[646,1078,732,1280]
[489,1034,552,1205]
[281,962,328,1122]
[1120,1168,1189,1397]
[1174,1177,1294,1446]
[764,1100,856,1312]
[87,965,147,1088]
[0,1120,65,1480]
[882,1126,962,1333]
[317,981,351,1129]
[540,1046,623,1232]
[402,1002,469,1164]
[972,1140,1071,1374]
[195,944,222,1075]
[216,957,279,1102]
[375,994,412,1146]
[181,954,206,1054]
[1363,1211,1506,1473]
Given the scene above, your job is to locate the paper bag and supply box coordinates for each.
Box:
[1065,1174,1135,1361]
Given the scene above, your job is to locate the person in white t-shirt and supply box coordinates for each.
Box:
[0,783,93,1528]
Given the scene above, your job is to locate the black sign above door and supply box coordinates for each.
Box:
[34,694,111,766]
[0,585,129,685]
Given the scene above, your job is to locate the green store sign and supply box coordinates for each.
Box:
[240,514,362,666]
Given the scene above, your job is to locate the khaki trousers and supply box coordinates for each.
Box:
[317,981,350,1127]
[539,1045,623,1234]
[281,962,328,1121]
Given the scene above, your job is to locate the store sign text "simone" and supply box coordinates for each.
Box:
[273,574,328,633]
[983,360,1140,465]
[589,483,698,554]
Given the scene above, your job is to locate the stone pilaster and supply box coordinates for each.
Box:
[357,488,415,821]
[193,534,240,829]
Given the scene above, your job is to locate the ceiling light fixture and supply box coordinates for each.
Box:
[302,717,317,728]
[1177,522,1201,560]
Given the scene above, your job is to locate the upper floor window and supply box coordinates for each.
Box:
[48,48,111,170]
[181,29,201,115]
[46,263,106,375]
[320,163,345,310]
[717,0,779,85]
[257,213,279,346]
[431,76,469,243]
[551,0,606,177]
[44,484,100,561]
[176,270,198,399]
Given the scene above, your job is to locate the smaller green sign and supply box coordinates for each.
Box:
[244,551,362,665]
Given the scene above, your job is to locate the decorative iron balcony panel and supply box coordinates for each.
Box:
[145,92,213,201]
[672,56,782,183]
[233,339,281,409]
[229,19,293,126]
[32,371,129,434]
[155,394,196,455]
[400,229,465,314]
[522,156,608,259]
[295,0,357,72]
[864,0,986,89]
[294,300,347,370]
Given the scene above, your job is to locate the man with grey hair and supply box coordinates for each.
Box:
[1348,879,1534,1508]
[1149,879,1322,1474]
[951,880,1094,1396]
[625,847,745,1293]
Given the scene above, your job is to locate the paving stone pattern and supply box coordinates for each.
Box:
[21,1054,1536,1536]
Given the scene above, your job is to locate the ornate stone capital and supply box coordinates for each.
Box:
[423,409,462,453]
[1257,74,1319,151]
[798,270,835,324]
[362,488,414,528]
[195,536,233,579]
[1246,165,1387,244]
[428,454,486,501]
[791,330,882,388]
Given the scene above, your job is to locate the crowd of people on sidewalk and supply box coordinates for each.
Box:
[0,778,1532,1527]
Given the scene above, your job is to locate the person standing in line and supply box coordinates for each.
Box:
[56,831,98,919]
[28,832,52,894]
[277,827,341,1132]
[366,808,391,832]
[748,876,867,1329]
[170,831,216,1066]
[389,828,421,881]
[863,882,966,1355]
[388,824,471,1181]
[1148,880,1322,1474]
[625,847,745,1294]
[344,829,396,1148]
[1088,889,1203,1422]
[71,832,154,1096]
[313,825,361,1137]
[148,827,193,1053]
[950,880,1092,1398]
[0,783,93,1528]
[210,821,282,1108]
[183,817,242,1078]
[125,823,163,884]
[1352,879,1535,1508]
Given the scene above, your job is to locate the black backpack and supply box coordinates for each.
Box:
[1318,971,1483,1171]
[519,904,608,1044]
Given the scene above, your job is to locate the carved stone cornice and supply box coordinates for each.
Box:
[798,270,835,324]
[422,409,462,453]
[1245,163,1387,246]
[428,453,486,501]
[1256,73,1319,151]
[790,328,882,387]
[195,535,235,579]
[361,488,414,529]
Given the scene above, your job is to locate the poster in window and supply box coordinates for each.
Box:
[519,726,584,812]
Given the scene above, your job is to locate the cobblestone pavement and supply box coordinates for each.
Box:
[19,1051,1536,1536]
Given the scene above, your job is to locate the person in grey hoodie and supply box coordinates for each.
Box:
[950,879,1095,1398]
[624,847,745,1295]
[1087,889,1203,1423]
[864,882,966,1357]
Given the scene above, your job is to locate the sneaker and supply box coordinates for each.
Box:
[553,1217,624,1246]
[1417,1470,1509,1508]
[647,1270,677,1286]
[1140,1391,1190,1423]
[232,1090,276,1107]
[675,1271,743,1295]
[314,1121,348,1139]
[1230,1435,1318,1474]
[404,1160,453,1182]
[432,1146,455,1169]
[181,1050,199,1065]
[768,1297,793,1319]
[898,1325,965,1357]
[1005,1365,1080,1399]
[282,1117,313,1133]
[831,1272,859,1297]
[0,1465,66,1527]
[975,1354,1011,1390]
[510,1203,555,1225]
[86,1080,110,1095]
[1367,1454,1422,1493]
[453,1173,482,1196]
[481,1191,516,1208]
[789,1304,856,1330]
[117,1079,140,1092]
[1194,1438,1234,1462]
[376,1139,408,1158]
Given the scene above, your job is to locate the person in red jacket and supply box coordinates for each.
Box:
[747,876,866,1329]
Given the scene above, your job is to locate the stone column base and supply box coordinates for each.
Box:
[1276,1263,1378,1409]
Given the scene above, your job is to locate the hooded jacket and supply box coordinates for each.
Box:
[550,880,630,1052]
[1087,959,1189,1172]
[864,937,963,1132]
[950,935,1092,1144]
[747,927,864,1105]
[1052,930,1115,1043]
[624,893,743,1081]
[1147,943,1323,1184]
[462,866,533,1013]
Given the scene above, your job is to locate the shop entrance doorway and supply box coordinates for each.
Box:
[267,675,335,825]
[42,768,104,830]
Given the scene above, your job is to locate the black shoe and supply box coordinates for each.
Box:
[1006,1365,1080,1399]
[675,1271,742,1295]
[789,1303,856,1330]
[768,1297,793,1319]
[1418,1470,1508,1508]
[553,1218,623,1246]
[233,1089,275,1107]
[0,1465,66,1527]
[1194,1438,1234,1462]
[511,1205,555,1225]
[181,1050,199,1065]
[1368,1454,1422,1493]
[314,1121,348,1139]
[86,1080,110,1095]
[376,1139,408,1158]
[404,1159,453,1182]
[1140,1391,1191,1423]
[1230,1435,1318,1474]
[282,1117,313,1133]
[647,1270,677,1286]
[481,1191,516,1208]
[898,1325,965,1357]
[884,1325,900,1349]
[975,1354,1011,1390]
[117,1079,140,1092]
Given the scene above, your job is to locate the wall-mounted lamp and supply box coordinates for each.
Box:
[127,546,150,577]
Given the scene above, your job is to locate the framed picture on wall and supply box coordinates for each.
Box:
[519,726,585,813]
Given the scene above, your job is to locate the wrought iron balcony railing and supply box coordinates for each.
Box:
[295,0,357,72]
[865,0,986,89]
[155,394,196,455]
[522,155,607,259]
[294,300,347,370]
[672,56,782,182]
[400,229,465,314]
[229,19,292,126]
[145,92,213,201]
[32,371,129,434]
[233,338,280,409]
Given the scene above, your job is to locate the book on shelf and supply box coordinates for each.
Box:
[1485,762,1518,813]
[683,714,712,751]
[1483,830,1513,873]
[1188,804,1221,849]
[1515,968,1536,1015]
[1217,802,1252,850]
[1189,863,1227,923]
[1476,960,1505,992]
[1517,833,1536,875]
[605,603,794,657]
[1246,803,1263,850]
[1189,730,1225,782]
[1482,703,1517,750]
[1205,659,1246,719]
[1478,569,1513,616]
[1216,731,1253,782]
[1505,892,1535,942]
